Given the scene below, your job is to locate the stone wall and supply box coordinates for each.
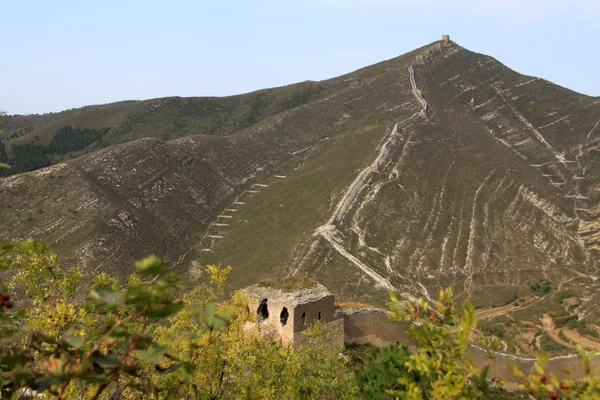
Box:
[337,307,600,382]
[335,308,410,346]
[245,292,335,343]
[292,294,335,335]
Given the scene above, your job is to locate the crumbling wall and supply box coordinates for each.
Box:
[335,308,410,346]
[337,307,600,382]
[246,297,295,342]
[292,295,335,334]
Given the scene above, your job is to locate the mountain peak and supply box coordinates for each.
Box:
[2,41,600,357]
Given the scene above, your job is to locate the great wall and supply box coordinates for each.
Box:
[336,306,600,383]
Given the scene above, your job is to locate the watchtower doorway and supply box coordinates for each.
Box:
[257,299,269,320]
[280,307,289,326]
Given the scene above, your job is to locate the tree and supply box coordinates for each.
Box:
[0,111,9,170]
[1,240,355,399]
[2,239,599,399]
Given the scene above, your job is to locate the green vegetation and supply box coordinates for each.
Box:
[0,241,355,399]
[531,280,557,297]
[0,112,8,171]
[503,292,519,306]
[0,142,8,165]
[480,322,506,339]
[0,125,109,176]
[9,144,49,174]
[2,81,331,157]
[354,344,420,399]
[555,314,579,328]
[47,125,109,155]
[2,240,600,398]
[555,290,576,305]
[276,85,325,113]
[539,332,569,353]
[567,320,600,339]
[458,85,498,107]
[558,329,570,343]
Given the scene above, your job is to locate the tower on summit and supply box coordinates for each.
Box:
[442,34,450,43]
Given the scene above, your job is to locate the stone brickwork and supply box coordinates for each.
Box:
[336,307,600,383]
[243,277,340,344]
[244,279,600,382]
[335,308,410,346]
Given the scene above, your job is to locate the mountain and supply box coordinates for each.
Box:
[2,37,600,356]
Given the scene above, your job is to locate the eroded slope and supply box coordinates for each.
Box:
[204,41,600,339]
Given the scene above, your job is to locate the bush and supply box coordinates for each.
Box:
[531,280,557,297]
[539,333,569,353]
[0,240,356,399]
[554,290,576,305]
[354,344,417,399]
[2,240,600,399]
[480,322,506,339]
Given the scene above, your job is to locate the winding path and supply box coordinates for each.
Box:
[314,56,429,299]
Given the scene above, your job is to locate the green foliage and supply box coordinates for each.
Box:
[0,124,109,176]
[513,348,600,399]
[2,240,600,399]
[276,85,325,113]
[6,144,49,175]
[382,287,504,399]
[558,330,570,342]
[503,292,519,306]
[480,322,506,339]
[531,280,557,297]
[555,314,579,328]
[354,343,420,399]
[0,141,8,166]
[47,125,109,155]
[567,320,600,339]
[539,333,569,353]
[0,241,355,399]
[555,290,577,305]
[345,343,381,369]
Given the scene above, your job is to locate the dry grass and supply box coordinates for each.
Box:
[335,301,379,312]
[258,276,318,292]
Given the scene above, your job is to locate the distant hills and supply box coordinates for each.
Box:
[2,38,600,356]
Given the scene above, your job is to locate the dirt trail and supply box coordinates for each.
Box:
[563,329,600,350]
[547,330,574,349]
[475,303,517,320]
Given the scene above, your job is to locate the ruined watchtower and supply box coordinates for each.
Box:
[243,276,340,344]
[442,34,450,43]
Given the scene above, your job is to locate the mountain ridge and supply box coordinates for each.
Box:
[3,38,600,356]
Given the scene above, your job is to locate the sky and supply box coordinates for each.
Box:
[2,0,599,115]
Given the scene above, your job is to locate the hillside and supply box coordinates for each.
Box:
[2,38,600,356]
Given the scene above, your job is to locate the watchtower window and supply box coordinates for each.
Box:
[317,311,321,321]
[280,307,289,326]
[257,299,269,321]
[301,312,306,326]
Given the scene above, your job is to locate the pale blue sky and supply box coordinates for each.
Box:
[2,0,599,115]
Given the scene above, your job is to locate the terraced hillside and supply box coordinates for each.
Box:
[2,38,600,355]
[1,43,427,276]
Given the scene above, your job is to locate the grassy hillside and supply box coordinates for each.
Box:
[0,81,330,168]
[2,39,600,356]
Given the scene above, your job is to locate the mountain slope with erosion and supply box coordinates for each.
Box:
[2,39,600,355]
